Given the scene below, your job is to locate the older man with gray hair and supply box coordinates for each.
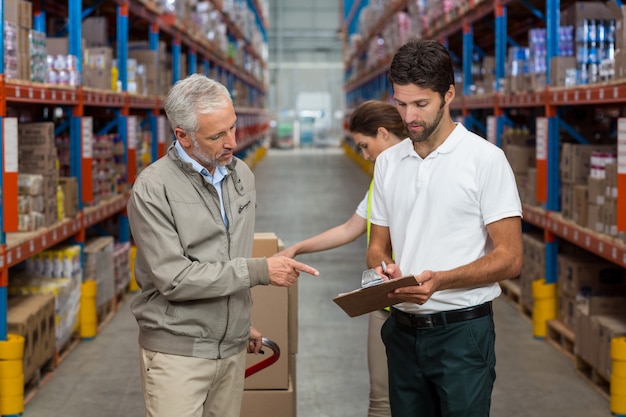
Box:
[127,73,319,417]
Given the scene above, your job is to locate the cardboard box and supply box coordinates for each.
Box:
[59,177,78,218]
[46,37,68,55]
[572,184,588,227]
[4,0,19,24]
[561,2,613,27]
[550,56,576,87]
[561,183,573,220]
[587,203,603,233]
[247,285,289,389]
[587,177,606,206]
[575,296,626,366]
[595,314,626,380]
[605,1,626,50]
[241,375,295,417]
[246,233,296,390]
[82,16,108,47]
[503,145,535,174]
[7,294,56,381]
[560,143,616,184]
[558,254,626,297]
[19,0,31,29]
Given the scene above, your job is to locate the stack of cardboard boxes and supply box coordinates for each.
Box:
[7,294,56,384]
[17,122,59,228]
[560,143,616,231]
[241,233,297,417]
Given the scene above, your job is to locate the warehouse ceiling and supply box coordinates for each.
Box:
[267,0,344,64]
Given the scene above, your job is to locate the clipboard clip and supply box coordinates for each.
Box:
[361,268,385,288]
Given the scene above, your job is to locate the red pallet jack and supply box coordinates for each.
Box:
[245,337,280,378]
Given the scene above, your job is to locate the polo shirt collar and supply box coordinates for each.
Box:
[400,122,466,160]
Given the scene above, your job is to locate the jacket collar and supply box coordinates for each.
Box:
[167,142,245,196]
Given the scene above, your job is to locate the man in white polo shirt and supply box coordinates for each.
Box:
[366,39,523,417]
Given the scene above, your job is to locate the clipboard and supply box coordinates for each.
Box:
[332,275,417,318]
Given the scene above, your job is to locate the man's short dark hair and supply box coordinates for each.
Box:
[388,39,455,100]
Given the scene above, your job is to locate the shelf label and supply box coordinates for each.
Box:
[82,117,93,158]
[535,116,548,202]
[619,118,626,175]
[2,117,19,226]
[486,116,496,145]
[4,118,18,172]
[618,119,626,232]
[536,117,547,161]
[128,116,138,150]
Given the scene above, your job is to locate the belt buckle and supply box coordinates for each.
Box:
[414,314,434,329]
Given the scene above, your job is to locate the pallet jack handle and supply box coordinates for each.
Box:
[245,337,281,378]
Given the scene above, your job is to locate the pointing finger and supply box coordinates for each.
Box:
[290,260,319,276]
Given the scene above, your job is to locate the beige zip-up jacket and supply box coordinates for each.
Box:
[127,143,270,360]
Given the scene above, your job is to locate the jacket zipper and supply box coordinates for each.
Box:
[217,177,233,359]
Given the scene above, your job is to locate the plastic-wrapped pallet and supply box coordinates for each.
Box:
[84,236,115,310]
[113,242,131,295]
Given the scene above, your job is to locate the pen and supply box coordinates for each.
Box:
[381,261,390,278]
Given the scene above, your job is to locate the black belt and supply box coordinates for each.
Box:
[391,301,492,330]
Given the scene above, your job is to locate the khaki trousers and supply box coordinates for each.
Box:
[368,309,391,417]
[140,347,247,417]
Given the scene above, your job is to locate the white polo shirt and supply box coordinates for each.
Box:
[355,191,368,220]
[370,123,522,314]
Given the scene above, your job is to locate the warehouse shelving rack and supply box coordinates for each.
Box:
[0,0,269,362]
[342,0,626,278]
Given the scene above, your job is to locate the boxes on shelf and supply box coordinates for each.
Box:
[575,296,626,381]
[558,253,626,298]
[82,16,108,47]
[58,177,78,219]
[560,2,614,27]
[572,184,588,227]
[83,47,113,91]
[7,294,56,381]
[560,143,616,185]
[113,242,132,295]
[18,122,59,227]
[84,236,116,311]
[11,245,83,351]
[550,56,577,87]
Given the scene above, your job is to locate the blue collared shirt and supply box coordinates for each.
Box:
[175,141,229,228]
